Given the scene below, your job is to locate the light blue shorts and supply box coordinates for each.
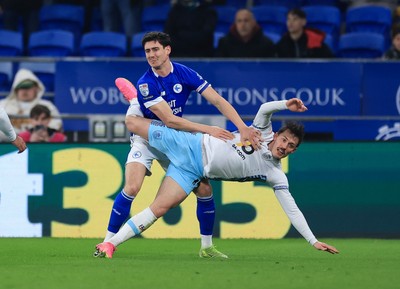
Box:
[148,120,204,194]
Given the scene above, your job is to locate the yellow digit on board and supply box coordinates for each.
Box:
[51,148,123,237]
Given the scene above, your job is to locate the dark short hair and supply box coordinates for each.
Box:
[142,31,172,48]
[288,8,306,19]
[30,104,51,119]
[277,121,305,147]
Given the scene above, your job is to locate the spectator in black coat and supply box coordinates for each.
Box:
[276,8,333,58]
[164,0,217,57]
[215,9,275,58]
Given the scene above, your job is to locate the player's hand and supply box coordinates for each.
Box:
[286,98,308,112]
[313,241,339,254]
[239,126,263,150]
[208,126,234,141]
[12,136,27,153]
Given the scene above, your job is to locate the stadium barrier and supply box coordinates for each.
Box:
[0,142,399,238]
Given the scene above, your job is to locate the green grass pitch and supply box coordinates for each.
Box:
[1,238,399,289]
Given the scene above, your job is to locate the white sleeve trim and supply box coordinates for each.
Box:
[143,96,164,109]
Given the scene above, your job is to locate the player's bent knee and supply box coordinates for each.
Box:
[123,183,142,197]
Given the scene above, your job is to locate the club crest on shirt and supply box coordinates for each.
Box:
[139,83,149,97]
[173,83,182,93]
[132,151,142,158]
[153,130,162,139]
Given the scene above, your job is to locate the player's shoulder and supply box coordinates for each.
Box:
[172,61,196,74]
[137,67,155,84]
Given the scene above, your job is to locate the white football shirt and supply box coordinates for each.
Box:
[202,100,318,245]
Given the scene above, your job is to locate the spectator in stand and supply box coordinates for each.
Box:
[0,69,62,142]
[275,8,333,58]
[0,0,43,49]
[18,104,66,142]
[383,27,400,60]
[100,0,143,40]
[215,9,275,58]
[164,0,217,57]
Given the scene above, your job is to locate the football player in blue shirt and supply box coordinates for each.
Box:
[95,31,262,258]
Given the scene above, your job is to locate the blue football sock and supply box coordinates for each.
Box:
[196,195,215,236]
[107,190,134,233]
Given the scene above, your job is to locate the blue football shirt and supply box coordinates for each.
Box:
[136,62,210,120]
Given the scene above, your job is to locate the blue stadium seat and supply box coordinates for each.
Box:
[213,31,225,48]
[18,62,56,92]
[141,4,170,31]
[252,5,288,35]
[39,4,84,51]
[214,6,236,33]
[131,32,146,57]
[0,62,13,92]
[0,30,23,56]
[303,5,341,40]
[80,32,127,57]
[338,32,385,58]
[324,33,337,55]
[28,30,74,57]
[263,31,281,43]
[345,5,392,46]
[254,0,303,9]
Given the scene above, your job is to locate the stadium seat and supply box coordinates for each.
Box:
[141,4,170,31]
[0,62,13,92]
[131,31,146,57]
[213,31,225,48]
[0,30,23,56]
[214,6,236,33]
[28,30,74,57]
[264,31,281,43]
[39,4,84,51]
[18,62,56,92]
[324,33,337,55]
[251,5,288,35]
[338,32,385,58]
[80,32,127,57]
[302,5,341,40]
[253,0,303,10]
[345,5,392,47]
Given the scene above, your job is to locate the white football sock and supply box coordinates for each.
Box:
[200,234,213,249]
[108,207,157,247]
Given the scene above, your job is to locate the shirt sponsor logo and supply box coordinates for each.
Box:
[139,83,149,97]
[173,84,183,93]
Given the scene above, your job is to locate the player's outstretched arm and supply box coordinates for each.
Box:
[313,241,339,254]
[12,136,27,153]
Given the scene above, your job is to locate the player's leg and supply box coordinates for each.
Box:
[103,162,147,241]
[93,136,158,257]
[96,176,188,258]
[194,180,228,259]
[125,115,151,140]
